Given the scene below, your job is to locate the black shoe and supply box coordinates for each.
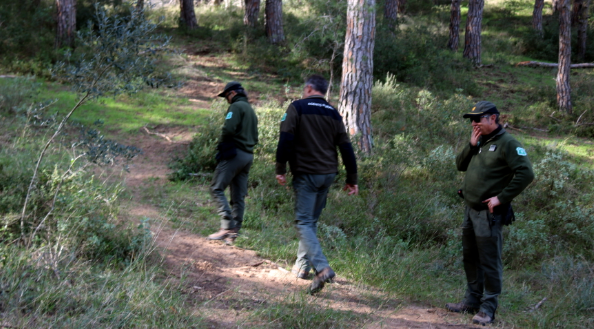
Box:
[308,267,335,294]
[445,302,480,313]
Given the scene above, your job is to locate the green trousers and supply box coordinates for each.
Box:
[210,149,253,230]
[462,206,503,319]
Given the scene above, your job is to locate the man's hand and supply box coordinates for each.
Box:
[343,184,359,196]
[470,126,481,146]
[482,196,501,213]
[276,174,287,186]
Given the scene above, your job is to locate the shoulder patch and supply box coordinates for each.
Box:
[281,113,287,121]
[516,147,527,156]
[225,112,233,120]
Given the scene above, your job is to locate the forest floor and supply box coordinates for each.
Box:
[111,46,487,328]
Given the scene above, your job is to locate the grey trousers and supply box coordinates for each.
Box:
[462,206,503,318]
[292,173,336,274]
[210,149,253,230]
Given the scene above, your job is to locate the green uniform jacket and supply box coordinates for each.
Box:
[219,95,258,153]
[456,128,534,209]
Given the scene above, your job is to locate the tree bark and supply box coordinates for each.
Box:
[55,0,76,49]
[575,0,590,62]
[180,0,198,30]
[136,0,144,10]
[265,0,285,44]
[556,0,572,113]
[339,0,376,154]
[244,0,260,27]
[385,0,397,29]
[397,0,406,14]
[447,0,461,50]
[532,0,544,32]
[463,0,484,64]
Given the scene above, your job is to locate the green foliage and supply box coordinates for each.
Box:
[0,77,42,116]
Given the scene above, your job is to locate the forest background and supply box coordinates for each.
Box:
[1,0,594,327]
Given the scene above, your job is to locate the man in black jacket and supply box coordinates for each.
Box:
[208,82,258,244]
[275,75,358,294]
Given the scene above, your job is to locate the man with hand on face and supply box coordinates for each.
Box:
[208,82,258,245]
[275,75,358,294]
[446,101,534,325]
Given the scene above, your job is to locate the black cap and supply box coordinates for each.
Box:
[217,81,242,97]
[463,101,499,118]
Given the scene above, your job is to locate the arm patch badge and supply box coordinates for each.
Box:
[516,147,527,156]
[281,113,287,121]
[226,112,233,120]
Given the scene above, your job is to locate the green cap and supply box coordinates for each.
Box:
[218,81,242,97]
[463,101,499,118]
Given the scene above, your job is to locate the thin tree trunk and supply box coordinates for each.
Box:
[397,0,406,14]
[385,0,397,29]
[556,0,572,113]
[532,0,544,32]
[180,0,198,30]
[575,0,590,61]
[136,0,144,10]
[339,0,376,154]
[463,0,484,64]
[55,0,76,49]
[265,0,285,44]
[447,0,461,50]
[244,0,260,27]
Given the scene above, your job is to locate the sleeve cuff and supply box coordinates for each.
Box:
[275,162,287,175]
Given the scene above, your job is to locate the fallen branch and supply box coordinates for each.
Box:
[142,126,172,142]
[529,297,547,312]
[516,61,594,69]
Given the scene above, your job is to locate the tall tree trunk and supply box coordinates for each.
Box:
[244,0,260,27]
[55,0,76,49]
[575,0,590,61]
[463,0,484,65]
[180,0,198,30]
[447,0,461,50]
[556,0,572,113]
[397,0,406,14]
[385,0,397,29]
[532,0,544,32]
[265,0,284,44]
[339,0,376,154]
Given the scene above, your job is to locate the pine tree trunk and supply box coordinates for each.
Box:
[463,0,484,64]
[265,0,285,44]
[244,0,260,27]
[532,0,544,32]
[385,0,397,29]
[575,0,590,61]
[397,0,406,14]
[339,0,376,154]
[55,0,76,49]
[556,0,572,113]
[447,0,461,50]
[180,0,198,30]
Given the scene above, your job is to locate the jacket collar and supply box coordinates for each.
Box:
[231,95,248,103]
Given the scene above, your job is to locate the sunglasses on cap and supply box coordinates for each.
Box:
[470,114,492,123]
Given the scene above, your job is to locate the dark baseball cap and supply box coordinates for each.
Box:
[217,81,242,97]
[463,101,499,118]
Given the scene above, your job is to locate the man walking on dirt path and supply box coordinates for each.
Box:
[446,101,534,325]
[275,75,358,294]
[208,81,258,245]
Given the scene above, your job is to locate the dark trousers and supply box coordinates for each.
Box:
[292,173,336,273]
[462,206,503,318]
[210,149,253,230]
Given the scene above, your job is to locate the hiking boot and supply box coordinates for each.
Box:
[208,228,237,240]
[308,267,335,294]
[224,233,238,245]
[445,302,479,313]
[472,311,494,325]
[291,266,311,280]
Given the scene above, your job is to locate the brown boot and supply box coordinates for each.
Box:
[308,267,335,294]
[445,302,479,313]
[224,232,239,245]
[208,228,237,240]
[472,311,494,325]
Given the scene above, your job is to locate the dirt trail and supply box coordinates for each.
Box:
[117,52,481,328]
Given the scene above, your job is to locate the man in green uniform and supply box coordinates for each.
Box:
[208,82,258,244]
[446,101,534,325]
